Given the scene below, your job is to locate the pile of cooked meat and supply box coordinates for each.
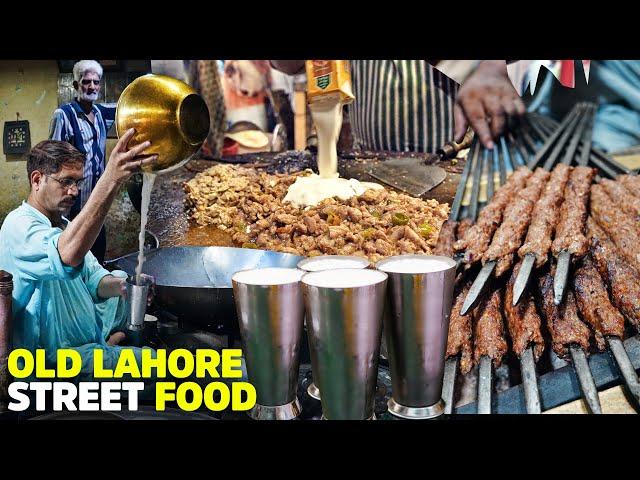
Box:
[440,166,640,374]
[184,164,449,263]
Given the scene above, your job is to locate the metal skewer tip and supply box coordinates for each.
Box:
[442,357,459,414]
[569,345,602,414]
[477,356,492,414]
[607,337,640,408]
[592,147,632,174]
[553,251,571,305]
[513,254,536,306]
[520,346,541,414]
[460,261,496,316]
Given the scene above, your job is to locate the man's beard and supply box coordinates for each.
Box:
[78,91,99,102]
[59,196,77,216]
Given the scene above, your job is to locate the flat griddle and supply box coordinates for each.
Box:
[141,151,463,249]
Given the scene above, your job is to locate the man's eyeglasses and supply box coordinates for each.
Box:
[45,175,85,190]
[81,79,100,86]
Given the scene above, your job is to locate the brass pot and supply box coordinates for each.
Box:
[116,74,210,173]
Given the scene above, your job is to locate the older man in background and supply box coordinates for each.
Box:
[49,60,115,264]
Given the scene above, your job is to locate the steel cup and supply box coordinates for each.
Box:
[376,255,457,419]
[124,276,153,331]
[302,268,388,420]
[297,255,370,273]
[297,255,370,401]
[232,267,305,420]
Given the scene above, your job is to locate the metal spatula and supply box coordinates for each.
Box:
[367,131,473,197]
[368,158,447,197]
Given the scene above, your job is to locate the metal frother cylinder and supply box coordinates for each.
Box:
[232,267,305,420]
[124,276,153,331]
[376,255,457,419]
[297,255,370,401]
[302,268,387,420]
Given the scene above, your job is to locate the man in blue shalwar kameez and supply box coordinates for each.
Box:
[0,131,158,382]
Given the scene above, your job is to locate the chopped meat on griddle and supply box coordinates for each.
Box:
[184,164,449,263]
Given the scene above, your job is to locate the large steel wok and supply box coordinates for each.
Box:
[111,246,303,331]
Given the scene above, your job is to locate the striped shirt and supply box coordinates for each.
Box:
[349,60,459,153]
[49,100,116,213]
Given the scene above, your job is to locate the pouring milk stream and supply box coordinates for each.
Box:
[284,60,382,208]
